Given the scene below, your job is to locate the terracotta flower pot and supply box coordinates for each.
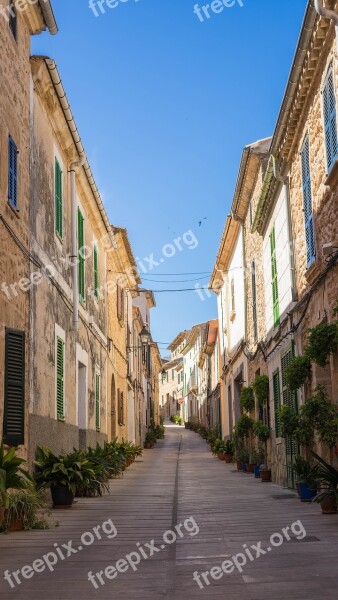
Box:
[0,507,4,528]
[260,469,272,482]
[320,496,337,514]
[7,518,24,532]
[144,442,152,449]
[224,454,233,464]
[247,463,254,474]
[218,454,226,461]
[236,461,243,471]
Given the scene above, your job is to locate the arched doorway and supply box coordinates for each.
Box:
[111,374,117,441]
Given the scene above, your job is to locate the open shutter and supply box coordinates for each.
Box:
[93,245,99,300]
[78,209,85,303]
[55,159,63,238]
[95,373,101,430]
[3,329,25,446]
[270,226,280,328]
[8,136,18,209]
[56,337,65,420]
[301,136,316,267]
[273,369,281,437]
[323,67,338,172]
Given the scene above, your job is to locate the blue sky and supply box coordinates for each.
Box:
[33,0,307,355]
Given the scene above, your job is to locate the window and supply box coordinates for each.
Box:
[117,284,124,321]
[301,136,316,268]
[8,136,18,209]
[95,372,101,430]
[56,337,65,420]
[55,158,63,238]
[252,260,258,342]
[93,244,99,300]
[9,4,17,40]
[270,226,280,328]
[231,278,235,313]
[273,369,281,437]
[323,66,338,172]
[78,209,85,303]
[3,329,25,446]
[118,389,124,426]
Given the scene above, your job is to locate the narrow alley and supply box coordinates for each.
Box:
[1,424,337,600]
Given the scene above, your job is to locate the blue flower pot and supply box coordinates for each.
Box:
[299,483,317,503]
[242,462,248,473]
[254,465,261,479]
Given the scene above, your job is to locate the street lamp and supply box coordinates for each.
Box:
[140,324,151,347]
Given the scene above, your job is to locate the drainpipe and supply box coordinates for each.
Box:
[70,155,86,332]
[314,0,338,52]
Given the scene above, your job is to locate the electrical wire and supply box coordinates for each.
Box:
[142,276,210,283]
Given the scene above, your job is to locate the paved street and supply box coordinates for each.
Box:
[1,424,338,600]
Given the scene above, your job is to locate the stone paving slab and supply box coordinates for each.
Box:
[1,424,338,599]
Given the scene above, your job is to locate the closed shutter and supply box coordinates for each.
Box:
[323,67,338,172]
[55,159,63,238]
[301,136,316,267]
[56,337,65,420]
[118,389,124,426]
[78,209,85,303]
[95,373,101,430]
[270,226,280,328]
[273,369,281,437]
[252,260,258,341]
[3,329,25,446]
[9,6,17,39]
[117,284,124,321]
[8,136,18,209]
[281,345,298,488]
[93,245,99,299]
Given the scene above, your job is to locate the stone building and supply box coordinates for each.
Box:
[0,1,57,457]
[106,226,141,443]
[159,357,183,418]
[28,57,115,462]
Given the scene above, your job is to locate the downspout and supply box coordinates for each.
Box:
[314,0,338,52]
[70,155,86,331]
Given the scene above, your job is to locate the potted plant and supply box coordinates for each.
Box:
[0,442,34,518]
[212,439,227,460]
[288,456,318,502]
[144,431,156,449]
[253,421,271,482]
[234,447,247,471]
[285,356,312,391]
[251,448,265,479]
[253,375,269,409]
[240,386,255,413]
[0,489,46,532]
[224,440,234,464]
[305,321,338,368]
[34,447,96,508]
[312,452,338,514]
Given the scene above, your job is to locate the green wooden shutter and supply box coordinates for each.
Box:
[78,209,85,303]
[55,158,63,238]
[3,329,25,446]
[281,346,298,488]
[273,369,281,437]
[93,245,99,300]
[95,372,101,430]
[56,337,65,420]
[270,226,280,328]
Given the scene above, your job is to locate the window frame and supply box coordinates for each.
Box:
[270,225,280,328]
[78,208,86,304]
[301,135,316,268]
[56,336,65,421]
[55,157,63,239]
[8,136,18,210]
[322,65,338,173]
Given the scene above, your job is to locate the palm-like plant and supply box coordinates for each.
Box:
[34,447,96,495]
[311,452,338,506]
[0,442,34,509]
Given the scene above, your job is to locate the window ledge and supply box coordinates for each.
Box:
[305,260,320,285]
[324,159,338,187]
[7,201,20,218]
